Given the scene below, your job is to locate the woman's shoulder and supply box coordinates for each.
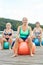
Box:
[3,29,6,33]
[3,29,6,31]
[40,27,42,31]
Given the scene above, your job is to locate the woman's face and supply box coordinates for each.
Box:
[22,17,28,25]
[6,24,11,29]
[36,23,40,27]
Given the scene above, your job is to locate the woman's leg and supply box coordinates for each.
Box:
[25,36,33,56]
[8,38,12,44]
[8,38,13,50]
[12,38,23,57]
[0,38,7,49]
[0,38,3,50]
[38,36,42,46]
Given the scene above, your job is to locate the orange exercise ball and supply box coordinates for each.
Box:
[18,42,36,55]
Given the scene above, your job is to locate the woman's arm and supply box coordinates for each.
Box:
[27,26,32,38]
[2,29,5,38]
[16,26,20,38]
[28,26,35,39]
[30,26,32,36]
[33,28,36,38]
[38,28,42,37]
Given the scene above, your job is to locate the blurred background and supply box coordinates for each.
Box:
[0,0,43,31]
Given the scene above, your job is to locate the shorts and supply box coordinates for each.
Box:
[20,37,27,41]
[6,38,9,41]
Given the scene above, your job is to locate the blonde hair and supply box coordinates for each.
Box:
[22,17,28,21]
[6,23,12,27]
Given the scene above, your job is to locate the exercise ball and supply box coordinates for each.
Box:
[41,38,43,45]
[34,38,40,46]
[18,42,36,55]
[3,42,10,49]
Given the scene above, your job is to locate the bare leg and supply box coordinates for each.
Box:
[0,38,7,49]
[8,38,13,50]
[12,38,23,57]
[26,37,33,56]
[38,36,42,47]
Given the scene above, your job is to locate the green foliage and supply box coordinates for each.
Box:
[28,23,43,30]
[28,23,36,30]
[0,18,43,31]
[0,18,22,31]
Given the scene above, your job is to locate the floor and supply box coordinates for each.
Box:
[0,46,43,65]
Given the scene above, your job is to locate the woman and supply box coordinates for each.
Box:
[33,22,42,46]
[12,17,34,57]
[1,23,14,49]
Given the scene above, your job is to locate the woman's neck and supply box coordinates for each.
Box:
[6,28,11,30]
[36,26,40,29]
[22,24,28,27]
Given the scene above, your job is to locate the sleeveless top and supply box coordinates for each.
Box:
[34,29,41,37]
[19,26,30,39]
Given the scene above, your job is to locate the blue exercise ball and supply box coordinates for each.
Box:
[3,42,10,49]
[41,38,43,45]
[34,38,40,46]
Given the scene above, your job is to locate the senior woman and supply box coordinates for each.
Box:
[33,22,42,46]
[0,23,14,49]
[12,17,34,57]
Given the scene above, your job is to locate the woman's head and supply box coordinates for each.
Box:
[6,23,12,29]
[35,22,40,27]
[22,17,28,25]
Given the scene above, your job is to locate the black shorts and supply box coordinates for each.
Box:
[21,38,27,41]
[6,38,9,41]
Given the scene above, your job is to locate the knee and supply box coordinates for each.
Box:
[28,36,32,41]
[28,42,33,47]
[16,37,19,41]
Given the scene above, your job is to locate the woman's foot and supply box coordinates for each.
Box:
[0,47,3,50]
[40,44,42,47]
[30,53,34,57]
[9,48,12,50]
[0,48,2,50]
[11,54,18,57]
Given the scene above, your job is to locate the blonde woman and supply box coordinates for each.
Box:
[1,23,14,49]
[12,17,34,57]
